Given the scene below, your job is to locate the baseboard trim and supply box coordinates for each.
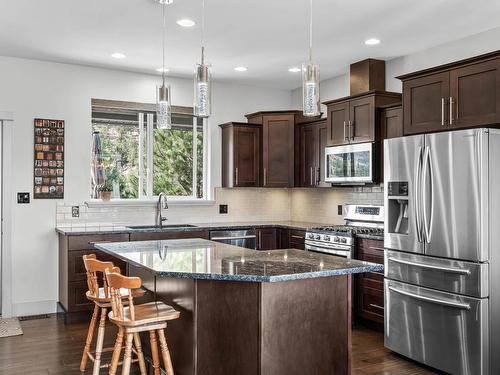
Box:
[12,300,57,317]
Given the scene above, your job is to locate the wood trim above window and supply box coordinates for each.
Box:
[91,98,194,116]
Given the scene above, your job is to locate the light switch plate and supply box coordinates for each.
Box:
[72,206,80,218]
[338,205,343,215]
[219,204,228,214]
[17,192,30,204]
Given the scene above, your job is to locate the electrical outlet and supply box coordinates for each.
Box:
[338,205,343,215]
[219,204,228,214]
[72,206,80,218]
[17,192,30,204]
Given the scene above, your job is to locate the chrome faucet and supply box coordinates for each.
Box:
[156,192,169,227]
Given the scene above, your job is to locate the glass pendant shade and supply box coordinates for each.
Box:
[156,83,171,129]
[194,63,212,118]
[302,62,320,117]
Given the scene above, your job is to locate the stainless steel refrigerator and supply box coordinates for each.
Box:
[384,128,500,375]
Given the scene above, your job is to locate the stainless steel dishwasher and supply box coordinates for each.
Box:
[209,229,257,249]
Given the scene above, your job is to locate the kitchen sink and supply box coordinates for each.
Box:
[127,224,198,230]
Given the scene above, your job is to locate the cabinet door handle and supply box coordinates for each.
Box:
[290,235,304,240]
[235,167,239,186]
[441,98,445,126]
[343,121,347,141]
[263,168,267,186]
[368,303,384,310]
[449,97,454,125]
[349,120,353,141]
[310,167,313,186]
[315,166,319,186]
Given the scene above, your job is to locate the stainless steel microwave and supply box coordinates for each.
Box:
[325,142,375,184]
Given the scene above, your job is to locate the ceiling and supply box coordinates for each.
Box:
[2,0,500,89]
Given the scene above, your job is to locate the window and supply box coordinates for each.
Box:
[91,99,206,200]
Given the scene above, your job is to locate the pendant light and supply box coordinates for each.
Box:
[156,0,172,129]
[302,0,320,117]
[194,0,212,118]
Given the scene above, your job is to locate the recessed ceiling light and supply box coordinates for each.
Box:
[364,38,381,46]
[156,67,170,73]
[234,66,248,72]
[177,18,196,27]
[111,52,126,59]
[288,67,301,73]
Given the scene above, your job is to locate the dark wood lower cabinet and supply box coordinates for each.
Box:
[257,227,277,250]
[129,230,209,242]
[354,238,384,326]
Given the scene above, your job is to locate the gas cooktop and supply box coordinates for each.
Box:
[309,225,384,236]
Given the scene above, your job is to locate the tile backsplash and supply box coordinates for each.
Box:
[56,185,384,228]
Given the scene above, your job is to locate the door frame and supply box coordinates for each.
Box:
[0,111,13,317]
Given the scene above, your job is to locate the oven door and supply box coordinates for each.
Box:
[325,142,374,184]
[305,241,352,258]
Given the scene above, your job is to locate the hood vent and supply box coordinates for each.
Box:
[350,59,386,95]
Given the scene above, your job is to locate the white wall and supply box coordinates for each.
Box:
[0,56,293,316]
[292,26,500,105]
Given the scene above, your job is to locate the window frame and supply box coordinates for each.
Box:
[90,98,210,204]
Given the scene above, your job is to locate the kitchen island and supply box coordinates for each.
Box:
[96,239,383,375]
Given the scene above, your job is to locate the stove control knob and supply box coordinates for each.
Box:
[308,233,314,239]
[341,238,347,244]
[334,237,340,242]
[324,235,330,241]
[315,235,321,240]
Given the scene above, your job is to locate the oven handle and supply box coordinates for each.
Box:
[305,243,351,257]
[387,257,471,275]
[388,286,471,310]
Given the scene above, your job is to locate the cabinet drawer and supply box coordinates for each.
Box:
[68,233,129,250]
[130,230,209,242]
[358,286,384,322]
[357,239,384,263]
[68,249,127,282]
[358,271,384,290]
[289,230,305,250]
[67,280,93,312]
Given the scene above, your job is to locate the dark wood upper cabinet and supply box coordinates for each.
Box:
[327,102,350,146]
[297,119,329,187]
[402,72,450,135]
[349,96,376,143]
[399,51,500,135]
[450,59,500,128]
[380,104,403,139]
[324,91,401,146]
[221,122,261,188]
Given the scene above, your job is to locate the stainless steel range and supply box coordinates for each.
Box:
[305,204,384,258]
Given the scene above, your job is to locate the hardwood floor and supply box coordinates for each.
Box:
[0,315,440,374]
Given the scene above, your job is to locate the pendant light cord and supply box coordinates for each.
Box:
[201,0,205,64]
[309,0,313,62]
[162,2,166,85]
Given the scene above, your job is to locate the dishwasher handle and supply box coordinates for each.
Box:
[210,235,257,241]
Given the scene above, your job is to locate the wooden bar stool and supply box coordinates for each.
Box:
[105,269,180,375]
[80,254,147,375]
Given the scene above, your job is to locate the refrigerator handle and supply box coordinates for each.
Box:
[422,146,434,244]
[415,146,423,243]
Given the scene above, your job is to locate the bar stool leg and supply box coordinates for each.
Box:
[80,304,99,372]
[149,330,161,375]
[109,327,124,375]
[92,307,107,375]
[121,333,134,375]
[157,329,174,375]
[133,332,148,375]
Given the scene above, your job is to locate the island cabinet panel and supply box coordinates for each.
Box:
[260,276,351,375]
[257,227,277,250]
[196,281,261,375]
[129,230,209,242]
[220,122,261,188]
[262,114,295,187]
[355,238,384,325]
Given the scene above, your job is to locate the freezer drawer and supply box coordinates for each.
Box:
[385,250,488,298]
[385,279,488,375]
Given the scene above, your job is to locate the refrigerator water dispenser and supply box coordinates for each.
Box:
[387,182,409,234]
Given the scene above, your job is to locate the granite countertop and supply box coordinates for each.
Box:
[55,221,326,236]
[95,238,383,282]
